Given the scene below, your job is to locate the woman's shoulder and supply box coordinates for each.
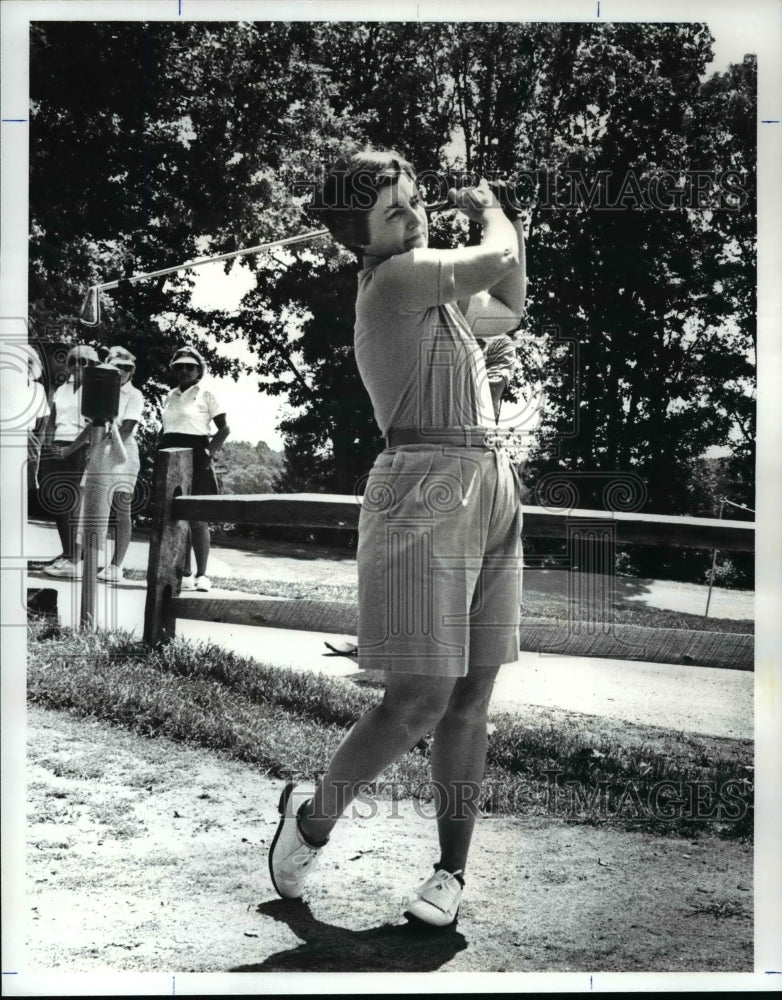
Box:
[196,382,222,402]
[360,249,417,278]
[50,381,71,403]
[357,250,426,300]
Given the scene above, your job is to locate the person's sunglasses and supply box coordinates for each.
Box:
[66,356,94,368]
[174,363,198,371]
[115,363,135,370]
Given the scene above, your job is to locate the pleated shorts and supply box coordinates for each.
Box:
[357,444,523,677]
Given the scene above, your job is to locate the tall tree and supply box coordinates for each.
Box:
[30,20,348,384]
[29,21,755,518]
[686,55,756,511]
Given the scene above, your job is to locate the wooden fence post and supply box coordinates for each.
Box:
[143,448,193,645]
[79,424,106,629]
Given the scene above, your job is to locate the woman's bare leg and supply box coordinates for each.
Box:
[430,664,501,874]
[299,672,457,845]
[190,520,210,577]
[111,491,132,567]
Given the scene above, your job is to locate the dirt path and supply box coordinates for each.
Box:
[22,706,752,976]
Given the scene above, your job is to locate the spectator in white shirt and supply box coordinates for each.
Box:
[40,344,99,573]
[88,346,146,583]
[159,346,230,592]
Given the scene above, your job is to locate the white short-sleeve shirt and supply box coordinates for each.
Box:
[117,382,144,435]
[50,379,88,441]
[161,382,225,436]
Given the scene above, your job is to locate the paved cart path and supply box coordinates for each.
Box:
[24,522,753,740]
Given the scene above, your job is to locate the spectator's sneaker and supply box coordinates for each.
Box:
[195,575,211,592]
[404,869,463,927]
[44,559,82,579]
[97,565,124,583]
[268,783,325,899]
[180,574,196,592]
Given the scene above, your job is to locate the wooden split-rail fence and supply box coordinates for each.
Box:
[142,448,755,671]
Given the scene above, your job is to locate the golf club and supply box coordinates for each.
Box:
[79,229,330,327]
[78,177,516,327]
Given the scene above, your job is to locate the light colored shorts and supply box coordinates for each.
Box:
[82,436,140,500]
[357,444,522,677]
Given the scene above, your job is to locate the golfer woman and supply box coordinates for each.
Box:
[159,346,230,592]
[269,149,526,927]
[42,344,99,577]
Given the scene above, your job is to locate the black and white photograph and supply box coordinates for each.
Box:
[1,0,780,993]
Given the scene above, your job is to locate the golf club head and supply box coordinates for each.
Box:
[79,286,100,327]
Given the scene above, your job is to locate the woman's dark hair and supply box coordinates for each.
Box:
[310,149,417,253]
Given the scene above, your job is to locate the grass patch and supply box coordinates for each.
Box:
[121,568,359,605]
[28,624,753,840]
[121,568,753,635]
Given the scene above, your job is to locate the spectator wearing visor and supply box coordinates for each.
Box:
[42,344,99,577]
[158,346,230,592]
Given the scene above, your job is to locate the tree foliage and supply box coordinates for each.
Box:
[213,440,284,494]
[29,21,755,513]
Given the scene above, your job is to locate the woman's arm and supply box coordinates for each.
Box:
[40,404,56,454]
[208,413,230,456]
[118,419,138,441]
[449,184,520,301]
[60,423,92,459]
[484,215,526,319]
[457,209,526,335]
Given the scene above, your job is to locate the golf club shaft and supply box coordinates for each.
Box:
[93,228,330,292]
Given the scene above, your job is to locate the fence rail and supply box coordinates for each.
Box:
[143,448,755,670]
[172,494,754,551]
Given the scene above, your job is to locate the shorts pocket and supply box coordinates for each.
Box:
[362,448,437,518]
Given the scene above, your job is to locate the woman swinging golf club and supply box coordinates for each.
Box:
[269,149,527,928]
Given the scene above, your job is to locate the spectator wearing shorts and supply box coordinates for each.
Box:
[42,344,99,577]
[159,346,230,593]
[269,149,526,927]
[24,345,50,496]
[84,346,145,583]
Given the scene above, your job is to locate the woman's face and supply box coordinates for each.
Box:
[363,173,428,260]
[66,354,93,386]
[173,363,200,390]
[116,365,134,387]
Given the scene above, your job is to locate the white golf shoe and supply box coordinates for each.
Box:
[44,559,82,579]
[404,868,463,927]
[97,565,124,583]
[268,783,325,899]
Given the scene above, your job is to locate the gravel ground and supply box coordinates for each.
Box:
[19,705,754,981]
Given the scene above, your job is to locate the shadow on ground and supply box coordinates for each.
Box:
[231,899,467,972]
[211,531,356,564]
